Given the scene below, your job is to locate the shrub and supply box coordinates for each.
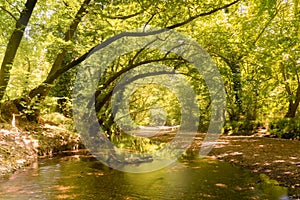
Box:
[223,120,262,135]
[269,118,300,140]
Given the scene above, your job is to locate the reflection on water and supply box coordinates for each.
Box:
[0,153,288,200]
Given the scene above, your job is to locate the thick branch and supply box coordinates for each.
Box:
[29,0,241,100]
[56,0,241,78]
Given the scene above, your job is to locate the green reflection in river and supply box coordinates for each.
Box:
[0,154,288,200]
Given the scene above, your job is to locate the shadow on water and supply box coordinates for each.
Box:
[0,151,290,200]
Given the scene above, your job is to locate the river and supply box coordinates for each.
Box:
[0,151,289,200]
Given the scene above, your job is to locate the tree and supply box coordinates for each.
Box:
[28,0,91,100]
[280,0,300,118]
[2,0,239,122]
[0,0,241,132]
[0,0,38,100]
[252,0,300,118]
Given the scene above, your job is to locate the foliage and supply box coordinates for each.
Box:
[127,83,181,126]
[0,0,300,142]
[110,132,163,153]
[269,118,300,139]
[223,120,262,135]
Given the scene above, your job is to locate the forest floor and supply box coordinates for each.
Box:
[205,135,300,198]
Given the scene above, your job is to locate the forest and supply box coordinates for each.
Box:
[0,0,300,199]
[1,0,300,136]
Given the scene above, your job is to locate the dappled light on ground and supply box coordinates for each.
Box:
[207,136,300,198]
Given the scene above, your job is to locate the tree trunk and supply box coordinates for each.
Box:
[27,0,91,101]
[285,84,300,118]
[0,0,37,100]
[285,102,297,118]
[281,59,300,118]
[231,63,242,119]
[47,0,91,79]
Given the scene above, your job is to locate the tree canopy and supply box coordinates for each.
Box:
[0,0,299,138]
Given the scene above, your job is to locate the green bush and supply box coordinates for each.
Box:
[269,118,300,140]
[223,120,262,135]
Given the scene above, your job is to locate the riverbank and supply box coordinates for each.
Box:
[206,136,300,198]
[1,122,300,198]
[0,120,82,179]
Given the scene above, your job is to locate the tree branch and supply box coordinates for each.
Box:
[166,0,241,30]
[128,39,158,66]
[101,10,143,20]
[0,6,17,21]
[253,7,279,46]
[143,13,156,32]
[33,0,241,99]
[100,57,184,95]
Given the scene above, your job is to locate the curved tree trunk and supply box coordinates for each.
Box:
[21,0,91,121]
[281,59,300,118]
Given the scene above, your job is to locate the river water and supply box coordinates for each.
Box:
[0,151,289,200]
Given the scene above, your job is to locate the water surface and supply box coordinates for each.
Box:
[0,152,288,199]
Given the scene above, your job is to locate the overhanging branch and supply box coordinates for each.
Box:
[44,0,241,85]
